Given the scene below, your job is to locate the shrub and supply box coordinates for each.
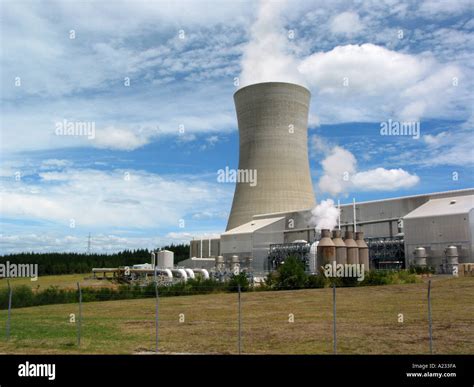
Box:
[274,256,308,290]
[360,270,419,286]
[305,274,328,288]
[9,285,35,308]
[227,273,250,292]
[408,265,435,275]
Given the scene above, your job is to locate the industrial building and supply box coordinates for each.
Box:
[184,81,474,275]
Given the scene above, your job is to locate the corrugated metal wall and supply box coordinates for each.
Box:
[404,213,472,267]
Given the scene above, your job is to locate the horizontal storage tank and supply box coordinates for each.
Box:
[157,250,174,269]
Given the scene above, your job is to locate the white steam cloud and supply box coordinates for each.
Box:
[309,199,340,231]
[239,0,304,87]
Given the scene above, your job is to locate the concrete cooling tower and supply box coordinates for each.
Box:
[226,82,316,231]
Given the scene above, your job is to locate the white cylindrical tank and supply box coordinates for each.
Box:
[309,241,318,273]
[445,246,459,265]
[245,256,253,270]
[445,246,459,275]
[231,255,240,274]
[215,255,225,271]
[414,247,427,266]
[157,250,174,268]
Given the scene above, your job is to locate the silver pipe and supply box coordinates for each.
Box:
[353,198,357,232]
[338,199,341,230]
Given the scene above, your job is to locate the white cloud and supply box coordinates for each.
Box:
[351,168,420,191]
[0,167,232,229]
[309,134,332,158]
[423,131,449,147]
[418,0,473,18]
[330,12,363,36]
[92,126,159,151]
[0,233,169,254]
[239,2,470,124]
[200,135,220,150]
[166,231,221,241]
[318,146,356,196]
[317,145,419,196]
[419,127,474,166]
[41,159,73,168]
[192,210,227,220]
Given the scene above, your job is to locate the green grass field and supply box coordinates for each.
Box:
[0,275,472,354]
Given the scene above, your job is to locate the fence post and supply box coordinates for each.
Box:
[155,283,159,353]
[6,280,12,340]
[333,282,337,354]
[428,279,433,354]
[76,282,82,347]
[238,284,242,355]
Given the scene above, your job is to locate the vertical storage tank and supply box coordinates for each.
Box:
[414,247,427,267]
[332,230,347,265]
[345,231,359,265]
[157,250,174,269]
[215,256,225,271]
[317,229,336,270]
[231,255,240,274]
[355,232,369,271]
[445,245,459,274]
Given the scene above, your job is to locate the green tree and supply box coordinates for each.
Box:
[274,256,308,290]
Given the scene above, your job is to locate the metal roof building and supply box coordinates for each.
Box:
[403,194,474,268]
[189,188,474,273]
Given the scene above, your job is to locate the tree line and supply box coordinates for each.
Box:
[0,244,190,276]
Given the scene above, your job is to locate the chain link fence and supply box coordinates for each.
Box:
[0,278,472,354]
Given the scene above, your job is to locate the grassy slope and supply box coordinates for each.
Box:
[0,276,472,354]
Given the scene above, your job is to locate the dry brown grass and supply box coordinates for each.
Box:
[0,275,472,354]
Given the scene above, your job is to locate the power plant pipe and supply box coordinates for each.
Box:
[156,269,173,280]
[171,269,188,282]
[192,268,210,279]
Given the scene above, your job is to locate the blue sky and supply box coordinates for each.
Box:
[0,0,473,253]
